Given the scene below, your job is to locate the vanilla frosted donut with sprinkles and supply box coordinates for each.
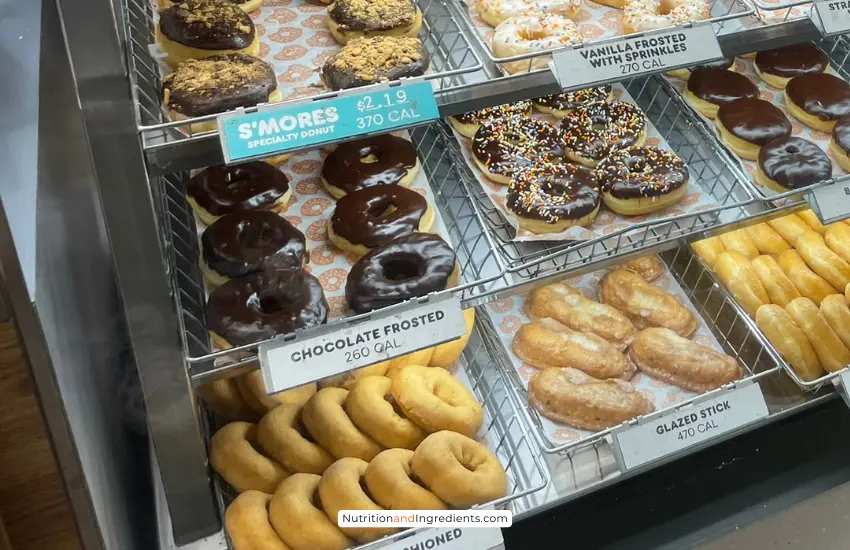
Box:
[623,0,709,34]
[477,0,581,27]
[492,14,582,74]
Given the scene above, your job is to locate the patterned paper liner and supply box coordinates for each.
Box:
[484,260,725,445]
[449,83,720,241]
[753,0,810,23]
[665,54,848,200]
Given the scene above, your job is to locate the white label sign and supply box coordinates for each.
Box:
[259,297,466,393]
[806,181,850,224]
[550,24,722,88]
[614,383,769,470]
[379,527,503,550]
[814,0,850,36]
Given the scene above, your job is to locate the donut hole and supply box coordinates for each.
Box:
[252,290,298,315]
[383,393,407,417]
[367,201,399,219]
[518,27,548,41]
[359,148,380,164]
[358,475,378,501]
[658,0,677,14]
[310,486,324,509]
[381,254,424,281]
[785,144,800,154]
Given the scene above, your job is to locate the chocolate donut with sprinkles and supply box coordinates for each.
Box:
[449,101,532,138]
[595,146,689,216]
[560,102,648,167]
[472,117,563,184]
[507,162,601,234]
[532,85,614,118]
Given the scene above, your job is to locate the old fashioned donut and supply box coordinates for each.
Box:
[506,162,601,233]
[560,102,647,167]
[258,403,335,475]
[321,134,420,199]
[326,0,422,45]
[392,365,483,437]
[716,98,792,161]
[532,85,614,118]
[684,68,759,119]
[595,146,689,216]
[623,0,708,34]
[303,387,383,461]
[492,14,581,75]
[322,36,429,91]
[210,422,289,493]
[269,474,352,550]
[237,370,318,415]
[472,117,562,184]
[448,101,532,138]
[225,491,290,550]
[411,431,507,508]
[198,377,259,422]
[755,137,832,193]
[477,0,581,27]
[319,458,398,542]
[207,269,328,348]
[430,308,476,368]
[364,449,447,510]
[187,162,291,226]
[345,233,458,314]
[328,185,434,257]
[346,375,427,449]
[200,211,307,288]
[785,73,850,132]
[755,43,828,89]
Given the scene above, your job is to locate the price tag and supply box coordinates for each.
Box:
[549,25,722,89]
[218,81,439,164]
[380,527,503,550]
[613,383,768,470]
[814,0,850,36]
[806,181,850,224]
[259,297,466,393]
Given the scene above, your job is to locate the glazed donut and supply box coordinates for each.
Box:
[492,14,581,75]
[322,36,429,91]
[321,134,420,199]
[319,458,397,542]
[755,43,828,89]
[506,162,601,233]
[785,73,850,132]
[345,375,427,449]
[156,1,259,68]
[326,0,422,45]
[237,370,318,415]
[715,98,792,161]
[258,403,335,475]
[187,162,291,227]
[411,431,507,508]
[345,233,458,314]
[268,474,352,550]
[198,377,259,422]
[210,422,289,493]
[684,68,759,119]
[623,0,708,34]
[798,209,830,234]
[666,57,734,80]
[364,449,447,510]
[596,146,689,216]
[200,211,307,288]
[472,117,562,184]
[533,85,614,118]
[476,0,581,27]
[207,269,328,348]
[756,137,832,193]
[328,185,434,257]
[391,365,483,437]
[448,101,532,138]
[430,308,476,368]
[302,387,384,461]
[829,116,850,172]
[225,491,290,550]
[560,102,647,167]
[318,364,390,389]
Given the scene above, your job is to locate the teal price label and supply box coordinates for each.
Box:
[217,81,439,164]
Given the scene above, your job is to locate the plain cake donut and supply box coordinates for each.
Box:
[302,387,384,461]
[225,491,290,550]
[269,474,352,550]
[345,375,427,449]
[237,370,317,415]
[364,449,448,510]
[391,365,483,437]
[210,422,289,493]
[198,377,260,422]
[258,403,335,475]
[429,308,476,368]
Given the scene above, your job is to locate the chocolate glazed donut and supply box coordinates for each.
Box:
[687,68,759,106]
[207,269,329,347]
[346,233,457,314]
[717,98,792,147]
[322,135,419,198]
[188,162,291,225]
[758,136,832,191]
[755,44,827,79]
[786,73,850,123]
[330,186,429,250]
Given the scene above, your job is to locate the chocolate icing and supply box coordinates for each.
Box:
[331,186,427,248]
[346,233,456,313]
[560,102,646,162]
[758,136,832,190]
[201,210,306,279]
[694,58,735,71]
[755,44,828,78]
[717,98,792,146]
[328,0,416,31]
[596,146,689,199]
[687,68,759,105]
[507,163,600,223]
[159,0,255,50]
[833,117,850,153]
[207,269,328,346]
[188,162,290,218]
[472,117,562,176]
[786,73,850,122]
[322,135,418,195]
[533,86,613,112]
[322,41,429,91]
[454,101,532,125]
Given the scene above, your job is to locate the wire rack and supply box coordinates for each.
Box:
[124,0,484,154]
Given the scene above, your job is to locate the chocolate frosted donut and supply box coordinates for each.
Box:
[560,101,647,167]
[326,0,422,44]
[785,73,850,131]
[757,136,832,192]
[449,101,532,138]
[755,44,827,88]
[668,57,734,79]
[473,117,562,183]
[322,134,419,198]
[188,162,291,226]
[596,146,689,216]
[157,1,257,67]
[207,269,329,348]
[346,233,457,314]
[717,98,791,147]
[201,211,307,286]
[506,162,601,234]
[322,36,429,91]
[532,86,613,117]
[685,68,759,119]
[830,117,850,171]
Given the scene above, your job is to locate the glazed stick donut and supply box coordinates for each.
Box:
[477,0,581,27]
[198,377,259,422]
[210,422,289,493]
[492,14,580,74]
[798,209,829,234]
[750,255,801,308]
[345,376,428,449]
[795,231,850,290]
[718,228,759,260]
[786,297,850,372]
[411,431,507,508]
[821,294,850,351]
[364,449,448,510]
[824,223,850,265]
[430,308,476,369]
[755,304,822,381]
[623,0,709,34]
[714,251,769,317]
[691,236,725,269]
[225,491,290,550]
[778,250,837,305]
[745,223,790,256]
[237,370,317,415]
[625,256,665,282]
[269,474,352,550]
[302,388,384,461]
[258,404,335,475]
[768,214,810,246]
